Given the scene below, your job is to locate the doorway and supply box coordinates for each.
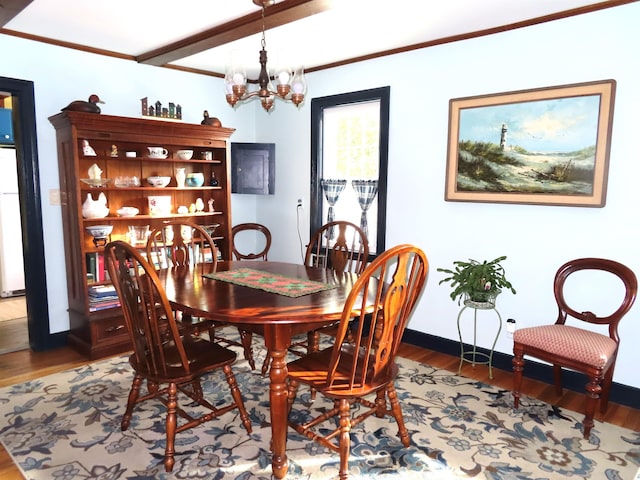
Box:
[0,296,27,354]
[0,76,51,352]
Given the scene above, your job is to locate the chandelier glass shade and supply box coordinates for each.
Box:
[224,1,307,112]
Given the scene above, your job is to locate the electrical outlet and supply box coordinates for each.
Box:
[297,198,303,208]
[506,318,516,337]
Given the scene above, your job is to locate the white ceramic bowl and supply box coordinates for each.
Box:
[117,206,139,217]
[85,225,113,238]
[147,176,171,187]
[176,149,193,160]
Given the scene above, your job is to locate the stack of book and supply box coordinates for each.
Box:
[88,285,120,312]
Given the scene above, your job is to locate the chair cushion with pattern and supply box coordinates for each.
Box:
[514,325,616,368]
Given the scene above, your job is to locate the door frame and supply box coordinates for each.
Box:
[1,76,57,351]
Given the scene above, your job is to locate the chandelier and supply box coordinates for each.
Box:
[224,0,307,112]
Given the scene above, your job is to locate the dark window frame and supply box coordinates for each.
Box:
[310,86,390,258]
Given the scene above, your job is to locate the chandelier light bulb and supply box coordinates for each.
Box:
[277,70,290,86]
[232,72,246,86]
[291,67,306,94]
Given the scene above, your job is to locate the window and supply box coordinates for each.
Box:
[310,86,389,256]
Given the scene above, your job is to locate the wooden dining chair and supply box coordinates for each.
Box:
[512,257,637,439]
[104,240,252,473]
[305,220,369,275]
[232,222,272,260]
[286,244,428,479]
[146,220,257,370]
[301,221,370,351]
[261,220,370,376]
[146,220,218,269]
[210,223,271,370]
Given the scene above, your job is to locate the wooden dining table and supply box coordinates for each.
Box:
[156,260,358,479]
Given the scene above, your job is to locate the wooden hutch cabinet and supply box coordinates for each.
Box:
[49,111,234,359]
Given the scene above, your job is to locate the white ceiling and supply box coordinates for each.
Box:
[1,0,624,79]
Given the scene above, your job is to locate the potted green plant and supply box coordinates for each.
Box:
[437,255,516,306]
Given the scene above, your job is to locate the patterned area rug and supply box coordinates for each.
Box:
[204,268,337,297]
[0,334,638,480]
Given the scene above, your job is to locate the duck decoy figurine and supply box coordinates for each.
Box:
[62,94,105,114]
[201,110,222,127]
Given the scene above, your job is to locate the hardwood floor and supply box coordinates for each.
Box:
[0,343,638,478]
[0,296,28,355]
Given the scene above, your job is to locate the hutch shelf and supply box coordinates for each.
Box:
[49,111,235,359]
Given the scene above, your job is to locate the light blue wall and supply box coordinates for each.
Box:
[1,2,639,387]
[242,3,640,389]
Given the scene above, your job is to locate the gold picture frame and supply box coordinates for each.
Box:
[445,80,616,207]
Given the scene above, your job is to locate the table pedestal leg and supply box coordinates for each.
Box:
[267,333,289,479]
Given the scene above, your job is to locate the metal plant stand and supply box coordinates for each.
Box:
[457,295,502,379]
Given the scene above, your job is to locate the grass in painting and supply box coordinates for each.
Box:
[456,140,595,194]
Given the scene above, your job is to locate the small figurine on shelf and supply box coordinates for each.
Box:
[155,100,162,117]
[141,97,148,116]
[82,139,96,156]
[189,203,197,213]
[195,198,205,212]
[208,198,214,212]
[88,163,103,180]
[61,94,104,114]
[110,145,118,157]
[201,110,222,127]
[209,171,219,186]
[176,104,182,119]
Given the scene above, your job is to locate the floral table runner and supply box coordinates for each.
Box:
[204,267,337,297]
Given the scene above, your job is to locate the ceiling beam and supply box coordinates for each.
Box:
[137,0,334,66]
[0,0,32,27]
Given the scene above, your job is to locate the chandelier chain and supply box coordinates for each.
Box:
[261,5,267,51]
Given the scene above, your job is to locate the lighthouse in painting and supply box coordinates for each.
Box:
[500,123,507,150]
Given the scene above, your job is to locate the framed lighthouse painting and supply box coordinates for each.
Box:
[444,80,616,207]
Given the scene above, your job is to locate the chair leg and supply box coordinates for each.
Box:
[239,329,256,370]
[261,350,272,377]
[121,374,143,431]
[583,374,602,439]
[553,365,563,396]
[600,366,614,413]
[374,389,387,418]
[286,379,300,415]
[222,364,253,434]
[338,398,351,480]
[164,382,178,472]
[307,330,320,353]
[512,347,525,409]
[306,332,320,401]
[387,384,410,447]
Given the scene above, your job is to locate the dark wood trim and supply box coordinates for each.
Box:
[0,76,52,351]
[2,1,636,77]
[136,0,334,66]
[305,0,640,73]
[0,28,135,61]
[0,0,32,27]
[402,328,640,410]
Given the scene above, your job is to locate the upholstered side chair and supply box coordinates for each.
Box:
[512,257,637,439]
